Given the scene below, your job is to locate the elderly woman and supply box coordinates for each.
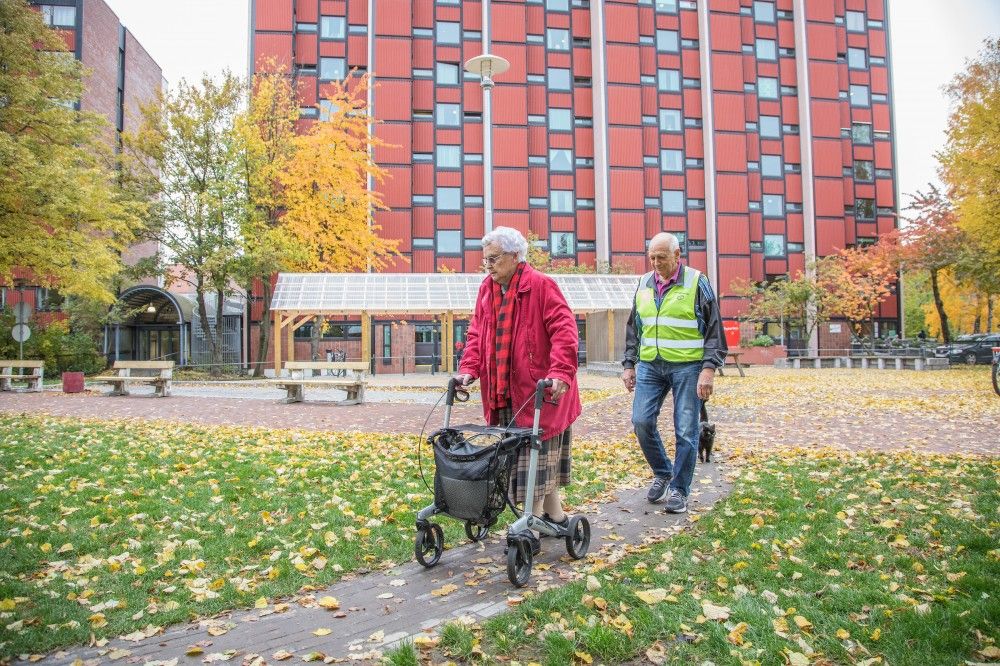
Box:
[455,226,582,528]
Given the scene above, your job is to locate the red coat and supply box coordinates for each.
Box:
[459,263,582,438]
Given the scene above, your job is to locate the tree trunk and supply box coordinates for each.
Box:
[310,315,322,360]
[988,294,995,333]
[252,278,273,377]
[972,291,982,334]
[930,269,951,344]
[212,288,225,377]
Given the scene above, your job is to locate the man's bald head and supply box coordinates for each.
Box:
[647,232,682,280]
[648,232,680,254]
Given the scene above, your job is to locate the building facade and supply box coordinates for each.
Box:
[249,0,899,356]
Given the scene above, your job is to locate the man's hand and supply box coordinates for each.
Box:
[697,368,715,400]
[454,373,474,387]
[548,378,568,402]
[622,368,636,393]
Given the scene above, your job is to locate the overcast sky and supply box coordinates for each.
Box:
[103,0,999,209]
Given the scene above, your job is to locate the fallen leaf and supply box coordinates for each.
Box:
[312,628,331,636]
[701,600,731,621]
[317,596,340,610]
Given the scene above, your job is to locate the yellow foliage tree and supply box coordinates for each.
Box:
[278,75,397,272]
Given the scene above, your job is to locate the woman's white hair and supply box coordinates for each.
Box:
[482,226,529,262]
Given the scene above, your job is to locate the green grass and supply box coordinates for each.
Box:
[0,414,642,657]
[481,450,1000,665]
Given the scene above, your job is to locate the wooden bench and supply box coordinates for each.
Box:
[0,360,44,392]
[716,351,746,377]
[92,360,175,397]
[268,361,369,405]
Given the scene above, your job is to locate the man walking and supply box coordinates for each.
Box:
[622,232,727,513]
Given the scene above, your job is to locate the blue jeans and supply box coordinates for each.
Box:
[631,359,701,497]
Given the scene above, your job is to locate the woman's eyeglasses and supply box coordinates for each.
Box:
[482,253,510,266]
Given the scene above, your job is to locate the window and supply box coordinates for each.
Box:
[659,109,682,132]
[320,17,346,38]
[575,116,594,127]
[575,156,594,167]
[465,152,483,163]
[465,196,484,206]
[851,123,873,144]
[382,325,391,364]
[658,69,680,92]
[848,47,867,69]
[547,28,570,51]
[756,39,776,60]
[529,197,548,207]
[761,155,782,178]
[660,149,683,172]
[549,108,573,131]
[674,231,688,254]
[850,84,870,107]
[436,62,460,85]
[437,21,461,44]
[549,149,573,172]
[413,27,433,38]
[546,0,570,9]
[656,0,678,12]
[551,190,574,213]
[436,230,462,254]
[763,194,784,217]
[757,77,779,99]
[320,57,345,81]
[760,115,781,138]
[413,152,432,162]
[297,22,317,32]
[436,103,461,126]
[854,160,874,181]
[855,198,875,220]
[319,100,339,121]
[656,30,679,52]
[437,187,461,211]
[40,5,76,27]
[662,190,684,213]
[763,235,785,257]
[299,106,319,118]
[548,68,571,91]
[436,145,461,168]
[753,1,775,22]
[413,194,433,205]
[846,11,865,32]
[551,232,576,257]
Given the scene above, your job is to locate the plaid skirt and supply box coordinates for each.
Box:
[495,407,572,506]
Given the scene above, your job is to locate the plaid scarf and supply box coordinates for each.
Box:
[489,262,525,410]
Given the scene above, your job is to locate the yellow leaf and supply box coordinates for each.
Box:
[88,613,107,628]
[58,543,74,554]
[836,628,850,640]
[185,647,204,656]
[787,651,810,666]
[701,600,731,621]
[635,588,668,605]
[0,599,16,611]
[432,584,458,597]
[870,628,881,640]
[793,615,813,632]
[254,597,268,609]
[574,651,593,664]
[727,622,749,645]
[40,543,52,554]
[317,596,340,610]
[272,650,294,661]
[312,628,331,636]
[412,635,439,649]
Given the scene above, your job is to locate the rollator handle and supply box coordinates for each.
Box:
[446,377,470,405]
[535,379,553,411]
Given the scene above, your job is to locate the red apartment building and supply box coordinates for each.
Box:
[249,0,899,360]
[1,0,163,318]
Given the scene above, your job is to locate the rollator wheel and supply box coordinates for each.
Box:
[565,516,591,560]
[506,539,533,587]
[464,520,490,542]
[414,523,444,567]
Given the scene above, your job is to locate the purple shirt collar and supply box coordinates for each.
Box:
[653,264,682,298]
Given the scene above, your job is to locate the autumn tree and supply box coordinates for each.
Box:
[125,73,245,375]
[817,237,901,351]
[233,66,299,376]
[730,270,832,348]
[278,75,398,359]
[0,0,146,302]
[938,37,1000,329]
[899,185,964,343]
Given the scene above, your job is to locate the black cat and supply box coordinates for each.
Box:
[698,402,716,463]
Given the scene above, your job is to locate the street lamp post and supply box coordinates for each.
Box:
[464,54,509,235]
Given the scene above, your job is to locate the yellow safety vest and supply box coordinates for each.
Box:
[635,267,704,363]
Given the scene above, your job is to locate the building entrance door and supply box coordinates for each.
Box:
[414,324,441,371]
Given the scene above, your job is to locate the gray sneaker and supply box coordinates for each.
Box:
[664,488,688,514]
[646,476,671,503]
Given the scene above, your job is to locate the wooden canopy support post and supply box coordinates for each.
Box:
[361,312,371,368]
[606,309,616,363]
[273,311,283,375]
[442,311,453,373]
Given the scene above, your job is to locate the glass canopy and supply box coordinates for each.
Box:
[270,273,644,314]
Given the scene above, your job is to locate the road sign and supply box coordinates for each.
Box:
[11,323,31,343]
[13,302,31,324]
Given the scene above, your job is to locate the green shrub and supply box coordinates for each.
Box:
[746,333,775,347]
[0,310,105,374]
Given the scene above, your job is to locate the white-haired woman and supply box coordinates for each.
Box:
[455,226,582,533]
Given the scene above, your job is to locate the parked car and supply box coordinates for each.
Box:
[935,333,1000,365]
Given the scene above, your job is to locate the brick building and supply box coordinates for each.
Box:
[248,0,900,364]
[2,1,163,345]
